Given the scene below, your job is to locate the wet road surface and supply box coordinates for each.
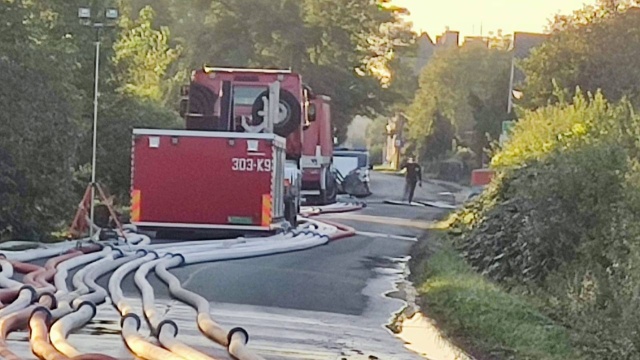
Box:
[6,172,460,359]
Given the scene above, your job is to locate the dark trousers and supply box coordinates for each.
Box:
[404,180,417,203]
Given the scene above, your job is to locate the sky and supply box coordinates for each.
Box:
[393,0,597,37]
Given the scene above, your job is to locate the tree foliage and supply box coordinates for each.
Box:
[124,0,414,140]
[0,0,412,237]
[407,45,511,161]
[451,93,640,357]
[113,6,181,102]
[522,4,640,109]
[0,59,80,239]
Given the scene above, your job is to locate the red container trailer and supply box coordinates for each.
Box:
[131,129,287,232]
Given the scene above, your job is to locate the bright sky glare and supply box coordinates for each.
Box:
[393,0,597,37]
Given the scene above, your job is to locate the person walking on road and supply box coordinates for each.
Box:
[402,157,422,203]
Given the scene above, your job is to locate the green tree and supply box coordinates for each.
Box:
[522,4,640,109]
[408,44,511,160]
[0,59,80,239]
[113,6,181,102]
[128,0,413,141]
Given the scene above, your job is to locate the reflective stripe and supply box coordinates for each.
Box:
[131,190,141,222]
[261,194,272,227]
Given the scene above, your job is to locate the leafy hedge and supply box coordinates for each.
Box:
[0,58,181,240]
[0,59,80,240]
[449,93,640,357]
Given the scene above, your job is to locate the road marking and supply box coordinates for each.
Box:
[356,231,418,242]
[321,213,441,230]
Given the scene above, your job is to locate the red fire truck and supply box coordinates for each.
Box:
[130,67,333,235]
[300,95,337,204]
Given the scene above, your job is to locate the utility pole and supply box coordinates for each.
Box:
[507,56,516,114]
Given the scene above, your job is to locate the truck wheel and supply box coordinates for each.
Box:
[284,197,298,228]
[251,89,301,137]
[321,170,337,204]
[188,83,218,113]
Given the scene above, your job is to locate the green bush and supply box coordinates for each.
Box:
[369,143,384,165]
[450,93,640,357]
[0,59,80,239]
[82,94,182,202]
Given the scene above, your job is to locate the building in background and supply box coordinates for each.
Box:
[436,30,460,48]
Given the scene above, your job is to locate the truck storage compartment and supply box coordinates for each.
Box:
[131,129,286,231]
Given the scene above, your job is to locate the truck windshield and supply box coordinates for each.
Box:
[234,86,266,106]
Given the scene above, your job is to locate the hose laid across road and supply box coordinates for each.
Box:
[0,292,55,360]
[0,209,359,359]
[109,252,187,360]
[29,306,117,360]
[54,247,113,296]
[133,255,218,360]
[50,253,136,358]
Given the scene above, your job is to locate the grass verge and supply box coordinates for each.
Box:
[411,233,577,360]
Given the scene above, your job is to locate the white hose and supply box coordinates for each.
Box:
[156,320,217,360]
[0,259,13,279]
[119,232,152,247]
[53,247,113,295]
[120,314,185,360]
[62,253,117,304]
[154,257,228,346]
[179,233,328,264]
[0,241,85,262]
[52,251,121,319]
[72,254,134,308]
[0,260,21,289]
[134,256,217,360]
[0,286,35,318]
[228,328,264,360]
[110,253,193,360]
[51,252,135,358]
[133,256,168,330]
[108,252,152,316]
[49,301,96,357]
[119,232,297,254]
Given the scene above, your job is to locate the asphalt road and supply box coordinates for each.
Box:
[118,172,451,315]
[4,172,462,359]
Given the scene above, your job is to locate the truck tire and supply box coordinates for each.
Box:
[251,89,301,137]
[321,169,337,204]
[284,197,298,228]
[185,83,218,130]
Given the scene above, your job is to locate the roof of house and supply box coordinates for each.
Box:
[510,32,549,58]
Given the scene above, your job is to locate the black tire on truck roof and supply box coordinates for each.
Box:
[251,89,301,137]
[185,83,218,130]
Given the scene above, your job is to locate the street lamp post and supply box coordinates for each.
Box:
[507,56,516,114]
[78,7,118,238]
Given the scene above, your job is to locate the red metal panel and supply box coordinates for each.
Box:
[318,99,333,157]
[302,169,322,182]
[132,133,275,226]
[302,96,332,158]
[471,168,495,186]
[302,118,319,157]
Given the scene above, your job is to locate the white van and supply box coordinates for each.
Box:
[333,149,372,185]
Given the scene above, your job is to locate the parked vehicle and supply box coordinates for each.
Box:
[300,95,337,205]
[333,149,372,197]
[131,67,332,235]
